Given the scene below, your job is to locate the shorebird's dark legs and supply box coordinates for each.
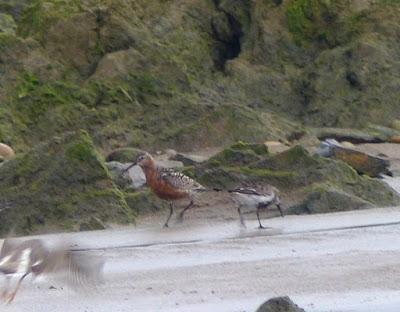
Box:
[164,202,174,228]
[238,205,246,228]
[277,204,284,217]
[256,206,266,229]
[178,200,194,223]
[7,272,29,304]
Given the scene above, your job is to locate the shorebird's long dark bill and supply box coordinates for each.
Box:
[122,162,136,173]
[277,204,284,217]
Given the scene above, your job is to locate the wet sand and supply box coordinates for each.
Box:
[2,205,400,312]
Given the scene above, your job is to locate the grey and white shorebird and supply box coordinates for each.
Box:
[124,152,206,227]
[0,238,104,303]
[229,187,284,229]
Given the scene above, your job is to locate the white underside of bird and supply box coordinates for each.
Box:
[231,191,277,208]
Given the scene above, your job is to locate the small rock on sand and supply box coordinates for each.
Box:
[256,296,306,312]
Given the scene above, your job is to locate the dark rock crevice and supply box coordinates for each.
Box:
[211,1,246,71]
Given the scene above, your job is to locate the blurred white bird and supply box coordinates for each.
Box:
[0,238,104,303]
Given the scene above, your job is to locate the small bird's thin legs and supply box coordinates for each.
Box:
[164,202,174,228]
[0,276,10,300]
[238,206,246,228]
[277,204,284,217]
[7,272,29,304]
[178,200,194,223]
[256,207,266,229]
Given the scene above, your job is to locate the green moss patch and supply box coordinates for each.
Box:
[0,13,17,34]
[18,0,83,41]
[0,130,134,236]
[286,0,367,46]
[190,143,399,212]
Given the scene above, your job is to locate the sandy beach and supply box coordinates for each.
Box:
[2,202,400,312]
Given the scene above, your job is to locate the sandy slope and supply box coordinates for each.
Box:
[1,205,400,312]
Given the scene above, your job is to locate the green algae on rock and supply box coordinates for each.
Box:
[0,0,400,156]
[0,130,134,236]
[189,143,400,213]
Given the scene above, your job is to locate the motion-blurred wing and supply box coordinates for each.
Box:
[44,248,104,288]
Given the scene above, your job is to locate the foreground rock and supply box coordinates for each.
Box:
[0,131,134,236]
[106,161,146,189]
[256,296,306,312]
[187,142,400,214]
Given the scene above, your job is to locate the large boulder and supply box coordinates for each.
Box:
[106,161,146,189]
[0,130,134,236]
[256,296,306,312]
[291,184,373,214]
[317,139,391,177]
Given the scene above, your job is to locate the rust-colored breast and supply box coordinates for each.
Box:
[146,170,188,200]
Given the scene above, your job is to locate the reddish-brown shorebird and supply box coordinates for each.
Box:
[0,238,103,303]
[124,152,206,227]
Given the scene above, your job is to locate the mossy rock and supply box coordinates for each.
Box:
[124,190,164,215]
[0,130,134,236]
[290,184,373,214]
[79,216,106,231]
[256,145,318,171]
[256,146,399,207]
[313,127,397,143]
[207,141,268,167]
[332,147,390,177]
[191,144,400,212]
[105,147,144,163]
[1,0,400,159]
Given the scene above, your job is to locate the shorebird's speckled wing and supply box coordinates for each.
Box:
[159,168,205,192]
[230,186,279,197]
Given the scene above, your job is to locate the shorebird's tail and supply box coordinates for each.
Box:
[193,187,227,193]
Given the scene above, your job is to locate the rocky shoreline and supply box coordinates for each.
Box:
[1,128,400,236]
